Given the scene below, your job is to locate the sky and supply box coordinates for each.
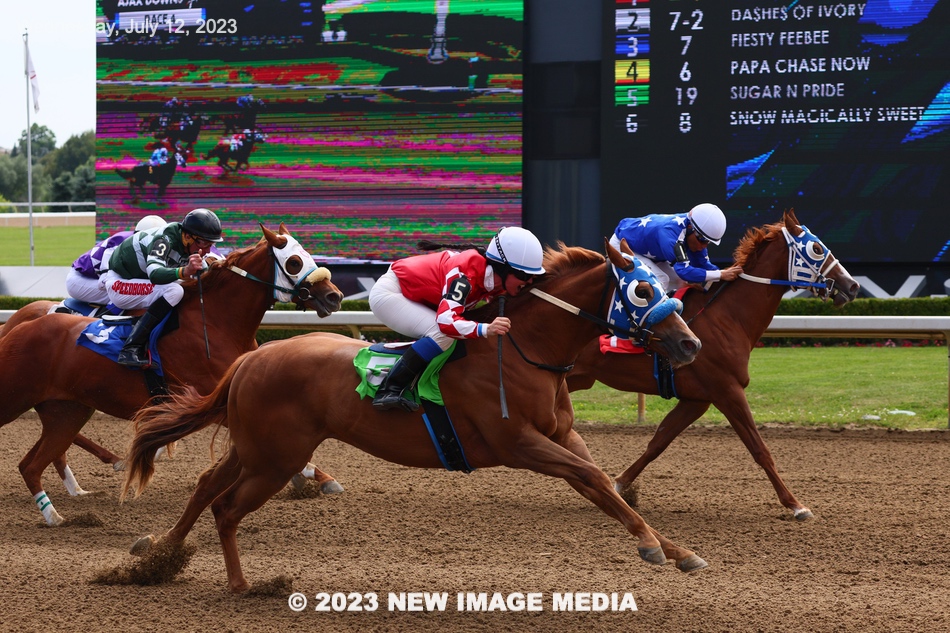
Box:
[0,1,96,151]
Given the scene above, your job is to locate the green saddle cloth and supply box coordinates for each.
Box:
[353,342,456,406]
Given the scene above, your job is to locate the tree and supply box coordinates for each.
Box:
[17,124,57,165]
[44,130,95,181]
[51,156,95,203]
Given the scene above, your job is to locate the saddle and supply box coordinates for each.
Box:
[354,342,473,472]
[51,298,120,319]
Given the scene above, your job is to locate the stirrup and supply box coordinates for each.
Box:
[117,347,152,369]
[372,391,419,412]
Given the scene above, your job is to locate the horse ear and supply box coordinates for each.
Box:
[604,238,631,271]
[619,238,635,258]
[260,223,281,245]
[783,208,802,235]
[278,222,290,235]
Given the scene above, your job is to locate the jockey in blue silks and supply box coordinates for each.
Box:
[609,203,743,293]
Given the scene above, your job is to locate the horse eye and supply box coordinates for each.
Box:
[807,241,824,259]
[284,255,303,275]
[626,281,652,307]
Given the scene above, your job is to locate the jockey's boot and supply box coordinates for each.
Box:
[117,297,174,368]
[372,347,430,412]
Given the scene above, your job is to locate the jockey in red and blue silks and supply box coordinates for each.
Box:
[368,226,546,412]
[610,203,743,293]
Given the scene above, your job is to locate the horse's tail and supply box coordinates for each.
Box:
[116,168,133,181]
[122,351,250,500]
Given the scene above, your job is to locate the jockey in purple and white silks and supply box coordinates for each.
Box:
[609,203,743,293]
[65,215,167,306]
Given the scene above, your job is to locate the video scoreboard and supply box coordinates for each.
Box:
[602,0,950,264]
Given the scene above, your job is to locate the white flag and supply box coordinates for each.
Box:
[26,43,40,113]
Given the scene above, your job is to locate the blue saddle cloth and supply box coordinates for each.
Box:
[76,312,170,375]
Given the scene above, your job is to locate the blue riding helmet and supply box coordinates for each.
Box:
[607,254,684,339]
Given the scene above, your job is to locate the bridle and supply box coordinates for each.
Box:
[502,257,682,373]
[738,225,842,299]
[227,236,331,308]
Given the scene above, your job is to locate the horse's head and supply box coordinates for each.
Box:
[781,210,860,306]
[734,210,860,307]
[605,239,701,367]
[261,223,343,316]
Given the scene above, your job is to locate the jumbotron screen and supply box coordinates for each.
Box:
[601,0,950,264]
[95,0,523,263]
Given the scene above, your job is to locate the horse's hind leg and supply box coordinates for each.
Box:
[291,462,344,494]
[132,447,243,556]
[614,399,710,504]
[19,401,94,525]
[52,452,89,496]
[73,432,123,469]
[211,461,302,593]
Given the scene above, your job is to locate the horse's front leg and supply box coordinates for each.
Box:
[503,430,707,572]
[614,398,710,505]
[715,387,812,520]
[73,432,124,469]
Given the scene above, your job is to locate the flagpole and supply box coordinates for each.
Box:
[24,30,34,266]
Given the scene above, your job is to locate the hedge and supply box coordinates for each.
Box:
[3,296,948,346]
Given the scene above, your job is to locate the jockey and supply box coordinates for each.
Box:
[104,208,225,368]
[368,226,546,412]
[229,131,248,152]
[65,215,167,307]
[148,146,169,169]
[609,203,743,294]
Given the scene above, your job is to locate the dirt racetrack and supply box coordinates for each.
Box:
[2,411,949,633]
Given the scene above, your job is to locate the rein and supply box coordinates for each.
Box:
[499,279,659,375]
[529,287,655,345]
[228,264,315,303]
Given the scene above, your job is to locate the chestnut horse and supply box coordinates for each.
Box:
[567,210,861,520]
[124,242,706,593]
[0,224,344,526]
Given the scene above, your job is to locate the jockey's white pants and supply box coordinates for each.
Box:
[65,270,109,305]
[609,233,684,293]
[368,269,453,351]
[101,270,185,310]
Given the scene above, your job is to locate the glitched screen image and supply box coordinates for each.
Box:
[96,0,524,263]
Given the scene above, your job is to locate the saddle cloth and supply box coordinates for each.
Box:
[76,312,171,376]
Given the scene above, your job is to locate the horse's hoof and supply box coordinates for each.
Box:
[320,480,345,495]
[130,534,156,556]
[793,507,814,521]
[676,554,708,573]
[46,510,65,527]
[637,546,667,565]
[113,460,126,472]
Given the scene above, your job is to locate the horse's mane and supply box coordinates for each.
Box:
[732,219,787,269]
[466,243,604,321]
[179,237,268,292]
[540,242,604,280]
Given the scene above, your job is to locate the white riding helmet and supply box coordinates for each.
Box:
[485,226,546,275]
[688,203,726,245]
[136,215,167,232]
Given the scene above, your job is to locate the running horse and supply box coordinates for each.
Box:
[0,224,344,526]
[123,242,706,593]
[567,209,861,520]
[115,142,187,203]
